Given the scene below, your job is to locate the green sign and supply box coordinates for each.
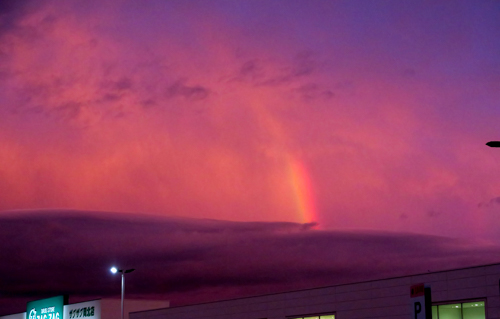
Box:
[27,296,65,319]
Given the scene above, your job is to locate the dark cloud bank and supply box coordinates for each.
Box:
[1,210,500,315]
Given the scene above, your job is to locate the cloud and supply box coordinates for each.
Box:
[290,51,317,77]
[1,210,500,315]
[166,79,210,101]
[478,196,500,208]
[234,59,265,83]
[427,210,442,218]
[0,0,500,250]
[0,1,173,127]
[0,0,34,34]
[292,83,334,101]
[230,52,323,88]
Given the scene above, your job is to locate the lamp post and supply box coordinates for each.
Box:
[110,267,135,319]
[486,141,500,147]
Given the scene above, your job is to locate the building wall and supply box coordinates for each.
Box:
[130,264,500,319]
[101,299,170,319]
[0,313,26,319]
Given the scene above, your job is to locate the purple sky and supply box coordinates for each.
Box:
[1,0,500,315]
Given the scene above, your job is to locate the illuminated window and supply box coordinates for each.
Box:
[463,302,486,319]
[290,314,335,319]
[432,301,485,319]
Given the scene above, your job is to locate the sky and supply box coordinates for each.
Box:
[0,0,500,315]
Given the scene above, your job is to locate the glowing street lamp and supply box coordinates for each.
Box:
[486,141,500,147]
[110,267,135,319]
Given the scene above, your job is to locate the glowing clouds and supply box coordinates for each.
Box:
[0,0,500,241]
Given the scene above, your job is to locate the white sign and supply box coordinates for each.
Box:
[410,283,427,319]
[64,300,101,319]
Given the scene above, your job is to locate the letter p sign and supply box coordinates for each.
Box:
[414,302,422,319]
[410,283,429,319]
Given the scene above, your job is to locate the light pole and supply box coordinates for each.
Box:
[486,141,500,147]
[110,267,135,319]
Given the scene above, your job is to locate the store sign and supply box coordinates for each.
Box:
[27,296,65,319]
[64,300,100,319]
[410,284,431,319]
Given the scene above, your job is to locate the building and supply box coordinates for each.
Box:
[131,263,500,319]
[0,298,170,319]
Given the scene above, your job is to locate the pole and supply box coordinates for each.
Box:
[110,267,134,319]
[121,272,125,319]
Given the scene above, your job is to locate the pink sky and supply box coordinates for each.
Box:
[1,0,500,239]
[1,1,500,314]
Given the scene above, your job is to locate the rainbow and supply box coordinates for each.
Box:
[245,96,318,226]
[288,158,318,226]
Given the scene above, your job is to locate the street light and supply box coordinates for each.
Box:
[110,267,135,319]
[486,141,500,147]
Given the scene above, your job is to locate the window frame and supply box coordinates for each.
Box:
[432,299,487,319]
[287,312,336,319]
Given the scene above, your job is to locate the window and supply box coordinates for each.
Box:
[432,301,485,319]
[463,302,486,319]
[290,314,335,319]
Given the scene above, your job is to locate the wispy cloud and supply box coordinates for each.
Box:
[166,79,210,101]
